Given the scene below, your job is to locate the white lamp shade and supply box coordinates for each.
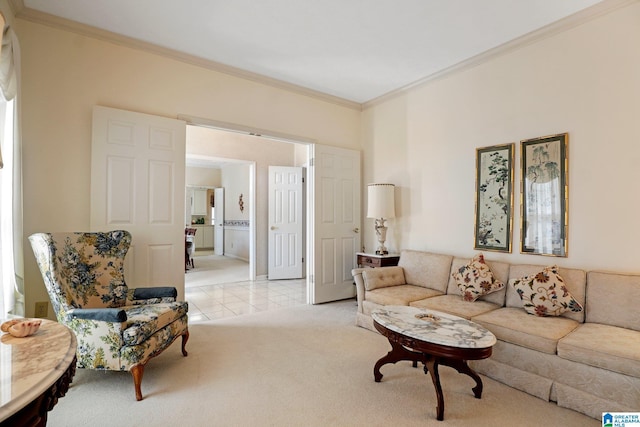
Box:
[367,184,395,219]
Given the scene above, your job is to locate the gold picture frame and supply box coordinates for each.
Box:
[474,143,514,252]
[520,133,568,257]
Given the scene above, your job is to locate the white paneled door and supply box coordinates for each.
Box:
[214,187,224,255]
[268,166,304,280]
[309,144,360,304]
[91,106,186,298]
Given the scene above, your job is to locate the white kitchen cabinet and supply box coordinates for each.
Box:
[193,227,204,248]
[203,226,214,249]
[192,188,208,216]
[193,225,214,250]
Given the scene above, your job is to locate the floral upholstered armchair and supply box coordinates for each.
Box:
[29,230,189,401]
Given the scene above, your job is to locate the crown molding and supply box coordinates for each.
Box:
[10,0,635,111]
[11,1,363,111]
[178,114,316,145]
[363,0,637,109]
[7,0,23,17]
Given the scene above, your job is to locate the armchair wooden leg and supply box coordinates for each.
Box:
[131,363,146,401]
[130,330,188,401]
[181,330,189,357]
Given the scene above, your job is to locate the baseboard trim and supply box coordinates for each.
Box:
[223,253,249,263]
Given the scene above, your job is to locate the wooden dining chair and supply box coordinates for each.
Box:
[185,227,197,269]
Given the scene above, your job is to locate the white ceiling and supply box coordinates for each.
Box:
[19,0,611,104]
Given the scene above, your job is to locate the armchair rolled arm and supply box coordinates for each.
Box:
[132,287,177,300]
[67,308,127,322]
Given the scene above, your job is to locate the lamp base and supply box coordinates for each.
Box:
[374,219,389,256]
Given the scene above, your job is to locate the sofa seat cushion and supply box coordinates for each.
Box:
[410,295,501,320]
[472,307,579,354]
[365,285,442,306]
[558,323,640,379]
[122,301,189,346]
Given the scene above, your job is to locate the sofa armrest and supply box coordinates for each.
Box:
[67,308,127,322]
[352,268,367,313]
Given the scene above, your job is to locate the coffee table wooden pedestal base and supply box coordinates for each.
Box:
[373,321,491,421]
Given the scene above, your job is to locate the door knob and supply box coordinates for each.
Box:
[270,226,277,230]
[353,227,359,233]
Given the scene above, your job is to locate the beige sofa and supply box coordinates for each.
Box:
[352,250,640,419]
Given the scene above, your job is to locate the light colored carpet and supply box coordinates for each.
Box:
[185,254,249,287]
[48,301,599,426]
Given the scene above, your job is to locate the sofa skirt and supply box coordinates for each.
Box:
[470,340,640,419]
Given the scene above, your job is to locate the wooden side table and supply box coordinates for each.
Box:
[356,252,400,268]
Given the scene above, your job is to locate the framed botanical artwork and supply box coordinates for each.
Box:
[520,133,568,257]
[474,143,514,252]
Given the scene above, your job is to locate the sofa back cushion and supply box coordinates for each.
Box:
[586,271,640,331]
[362,267,406,291]
[398,250,453,293]
[447,256,509,305]
[506,264,586,323]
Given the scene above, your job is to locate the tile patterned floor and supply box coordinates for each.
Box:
[186,278,307,323]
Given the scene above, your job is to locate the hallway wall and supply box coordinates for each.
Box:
[222,163,251,261]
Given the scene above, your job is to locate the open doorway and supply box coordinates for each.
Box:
[185,160,252,287]
[183,124,310,322]
[181,115,361,306]
[184,124,309,289]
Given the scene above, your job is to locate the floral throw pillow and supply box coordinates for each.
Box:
[452,254,504,302]
[511,265,583,317]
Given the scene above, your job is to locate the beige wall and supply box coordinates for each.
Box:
[221,163,251,262]
[17,19,360,316]
[186,166,221,188]
[362,2,640,272]
[222,164,251,222]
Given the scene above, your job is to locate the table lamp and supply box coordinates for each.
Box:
[367,183,395,254]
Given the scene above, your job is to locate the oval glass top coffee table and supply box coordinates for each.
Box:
[372,305,496,421]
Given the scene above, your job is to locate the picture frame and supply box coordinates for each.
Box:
[474,143,514,252]
[520,133,568,257]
